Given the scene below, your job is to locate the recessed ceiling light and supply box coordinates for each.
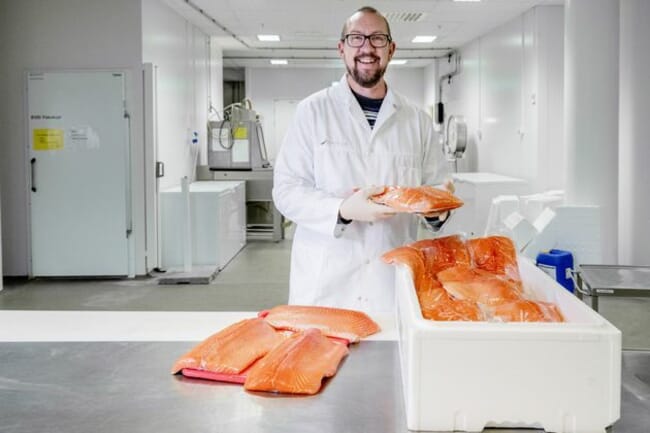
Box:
[389,59,408,65]
[258,34,280,41]
[412,35,437,43]
[270,59,288,65]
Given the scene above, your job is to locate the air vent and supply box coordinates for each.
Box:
[384,12,427,23]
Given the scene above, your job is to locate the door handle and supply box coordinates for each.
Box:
[30,157,37,192]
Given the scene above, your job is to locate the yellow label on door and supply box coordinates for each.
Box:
[33,129,64,150]
[233,127,248,139]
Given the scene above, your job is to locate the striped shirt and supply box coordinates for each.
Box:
[351,90,384,128]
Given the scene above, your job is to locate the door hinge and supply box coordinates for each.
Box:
[156,161,165,178]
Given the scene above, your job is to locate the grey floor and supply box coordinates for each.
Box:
[1,233,649,349]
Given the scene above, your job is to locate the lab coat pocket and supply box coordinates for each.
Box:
[379,152,421,186]
[314,138,361,196]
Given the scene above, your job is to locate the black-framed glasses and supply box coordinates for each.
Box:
[342,33,392,48]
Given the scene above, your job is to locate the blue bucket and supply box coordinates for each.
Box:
[536,249,574,292]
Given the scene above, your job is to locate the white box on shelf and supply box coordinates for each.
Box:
[395,258,621,433]
[160,181,246,270]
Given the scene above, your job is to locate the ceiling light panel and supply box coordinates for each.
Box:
[257,34,280,41]
[412,36,437,43]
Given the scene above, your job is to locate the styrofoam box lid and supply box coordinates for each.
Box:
[162,181,243,194]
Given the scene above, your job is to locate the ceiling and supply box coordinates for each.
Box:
[165,0,563,69]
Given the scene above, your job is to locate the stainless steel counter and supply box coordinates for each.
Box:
[1,341,648,433]
[577,264,650,311]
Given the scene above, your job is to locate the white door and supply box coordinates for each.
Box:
[272,99,299,161]
[27,71,130,276]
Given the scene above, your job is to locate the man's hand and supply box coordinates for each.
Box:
[339,186,396,222]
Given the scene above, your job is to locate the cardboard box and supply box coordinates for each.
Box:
[395,258,621,433]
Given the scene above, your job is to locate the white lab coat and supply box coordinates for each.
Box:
[272,75,449,313]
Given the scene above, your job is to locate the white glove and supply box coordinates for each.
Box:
[339,186,396,222]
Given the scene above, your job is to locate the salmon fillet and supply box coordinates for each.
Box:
[171,318,284,374]
[467,236,522,285]
[371,185,463,214]
[381,246,432,292]
[244,329,349,395]
[422,297,485,321]
[489,300,565,322]
[262,305,380,343]
[436,265,523,306]
[410,235,471,275]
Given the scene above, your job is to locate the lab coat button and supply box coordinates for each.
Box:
[369,222,373,226]
[365,259,371,265]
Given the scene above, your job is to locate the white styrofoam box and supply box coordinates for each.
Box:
[520,191,565,222]
[395,257,621,433]
[160,181,246,270]
[502,211,538,251]
[483,194,520,236]
[444,173,530,237]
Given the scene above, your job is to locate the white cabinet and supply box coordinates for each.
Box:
[160,181,245,270]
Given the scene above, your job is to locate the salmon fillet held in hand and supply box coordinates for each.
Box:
[370,185,463,214]
[170,318,284,374]
[244,329,349,395]
[262,305,380,343]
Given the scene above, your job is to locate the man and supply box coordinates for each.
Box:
[272,6,451,313]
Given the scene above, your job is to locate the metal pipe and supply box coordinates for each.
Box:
[435,51,461,125]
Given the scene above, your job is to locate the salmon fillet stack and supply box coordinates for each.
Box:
[371,185,464,214]
[383,235,485,321]
[171,305,381,395]
[382,235,565,323]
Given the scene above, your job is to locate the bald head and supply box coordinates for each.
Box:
[340,6,392,40]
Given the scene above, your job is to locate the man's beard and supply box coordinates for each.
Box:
[346,57,386,88]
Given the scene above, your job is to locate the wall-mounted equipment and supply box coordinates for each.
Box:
[434,51,461,130]
[444,115,468,172]
[208,101,270,171]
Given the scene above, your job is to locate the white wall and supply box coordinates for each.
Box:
[619,0,650,266]
[0,0,145,276]
[246,66,426,162]
[142,0,221,188]
[438,6,564,192]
